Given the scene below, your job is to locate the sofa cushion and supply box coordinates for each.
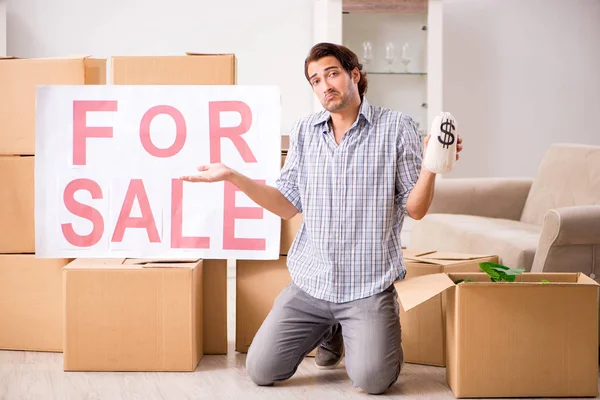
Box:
[520,144,600,226]
[410,214,541,271]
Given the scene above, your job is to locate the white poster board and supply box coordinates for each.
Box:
[35,85,282,260]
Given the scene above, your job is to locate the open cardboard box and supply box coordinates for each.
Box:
[396,271,599,398]
[397,250,498,367]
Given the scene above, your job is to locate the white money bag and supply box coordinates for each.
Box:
[423,112,457,174]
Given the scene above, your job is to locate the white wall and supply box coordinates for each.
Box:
[6,0,316,133]
[443,0,600,178]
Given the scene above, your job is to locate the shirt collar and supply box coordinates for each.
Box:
[312,96,374,127]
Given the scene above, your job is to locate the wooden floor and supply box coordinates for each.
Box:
[1,276,598,399]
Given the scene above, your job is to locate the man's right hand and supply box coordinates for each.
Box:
[178,163,299,220]
[179,163,232,183]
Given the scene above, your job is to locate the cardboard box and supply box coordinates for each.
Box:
[0,56,106,155]
[0,156,34,253]
[110,53,236,85]
[397,250,498,367]
[0,255,70,351]
[396,272,599,398]
[236,257,316,357]
[202,259,228,354]
[63,258,203,371]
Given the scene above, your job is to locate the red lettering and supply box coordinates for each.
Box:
[111,179,160,243]
[209,101,256,163]
[61,179,104,247]
[223,180,265,250]
[140,105,187,158]
[170,179,210,248]
[73,101,117,166]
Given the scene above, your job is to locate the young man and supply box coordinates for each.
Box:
[180,42,462,394]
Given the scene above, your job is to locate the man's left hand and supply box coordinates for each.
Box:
[423,135,463,160]
[456,135,463,160]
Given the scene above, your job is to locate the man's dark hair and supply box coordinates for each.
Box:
[304,42,368,98]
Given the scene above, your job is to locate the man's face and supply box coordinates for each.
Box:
[307,56,358,113]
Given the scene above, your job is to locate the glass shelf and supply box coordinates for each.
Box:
[367,71,427,75]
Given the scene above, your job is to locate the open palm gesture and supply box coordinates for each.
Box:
[179,163,232,183]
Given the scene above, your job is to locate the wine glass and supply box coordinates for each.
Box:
[362,41,372,71]
[384,42,395,72]
[401,42,411,73]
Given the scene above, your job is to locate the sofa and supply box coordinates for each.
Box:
[410,143,600,278]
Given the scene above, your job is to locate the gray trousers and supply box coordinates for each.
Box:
[245,282,403,395]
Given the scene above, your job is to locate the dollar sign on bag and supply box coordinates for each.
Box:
[438,117,455,149]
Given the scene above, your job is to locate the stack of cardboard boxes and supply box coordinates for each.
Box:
[62,54,234,371]
[0,54,231,372]
[0,56,105,352]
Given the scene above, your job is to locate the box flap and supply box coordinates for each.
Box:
[403,257,441,266]
[403,249,437,259]
[124,258,200,268]
[126,258,200,264]
[419,251,494,261]
[395,273,455,311]
[64,258,126,269]
[577,273,600,286]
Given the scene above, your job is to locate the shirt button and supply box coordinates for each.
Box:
[591,273,596,279]
[337,179,341,184]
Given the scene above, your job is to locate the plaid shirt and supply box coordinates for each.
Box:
[276,97,422,303]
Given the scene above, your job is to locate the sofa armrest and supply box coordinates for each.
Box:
[428,178,533,220]
[531,206,600,274]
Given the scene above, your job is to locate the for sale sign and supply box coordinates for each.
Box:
[35,85,282,260]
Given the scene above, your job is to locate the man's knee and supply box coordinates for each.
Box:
[245,348,275,386]
[350,362,401,395]
[246,345,296,387]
